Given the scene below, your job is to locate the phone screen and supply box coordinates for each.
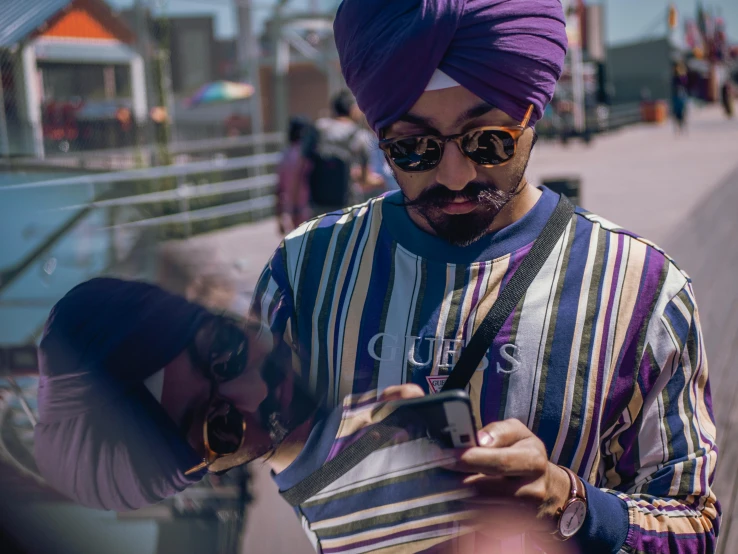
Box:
[390,391,478,449]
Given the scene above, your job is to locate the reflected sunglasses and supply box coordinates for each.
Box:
[185,318,249,475]
[379,104,534,173]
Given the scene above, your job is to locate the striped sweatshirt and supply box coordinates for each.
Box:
[251,187,720,553]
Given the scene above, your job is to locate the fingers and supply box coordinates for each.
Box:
[477,418,531,448]
[454,437,548,478]
[379,384,425,402]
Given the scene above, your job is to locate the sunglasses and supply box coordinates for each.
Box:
[185,318,250,475]
[379,104,533,173]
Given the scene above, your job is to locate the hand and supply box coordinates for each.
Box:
[453,419,572,538]
[378,384,426,402]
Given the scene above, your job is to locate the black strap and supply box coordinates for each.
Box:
[441,194,574,391]
[280,411,405,506]
[280,194,575,506]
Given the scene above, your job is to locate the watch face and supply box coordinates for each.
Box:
[560,499,587,538]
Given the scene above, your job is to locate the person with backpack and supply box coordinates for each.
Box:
[303,90,373,215]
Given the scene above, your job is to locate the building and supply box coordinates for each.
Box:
[0,0,147,159]
[163,16,217,95]
[607,38,676,104]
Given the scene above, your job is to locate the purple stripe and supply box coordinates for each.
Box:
[464,262,487,343]
[600,233,625,428]
[480,244,530,425]
[611,248,668,479]
[625,526,717,554]
[326,426,372,462]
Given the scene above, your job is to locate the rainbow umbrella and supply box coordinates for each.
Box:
[186,81,256,108]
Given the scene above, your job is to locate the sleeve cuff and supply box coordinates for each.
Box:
[577,481,629,554]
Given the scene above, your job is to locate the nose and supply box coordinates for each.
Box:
[218,369,268,414]
[434,140,477,192]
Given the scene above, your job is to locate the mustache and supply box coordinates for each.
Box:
[401,182,515,210]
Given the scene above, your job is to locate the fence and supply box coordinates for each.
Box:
[0,134,285,298]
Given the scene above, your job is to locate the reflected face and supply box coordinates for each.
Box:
[383,86,536,246]
[159,319,293,473]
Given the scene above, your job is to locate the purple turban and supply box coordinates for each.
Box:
[334,0,568,132]
[34,278,210,511]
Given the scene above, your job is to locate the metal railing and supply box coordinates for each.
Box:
[0,134,285,295]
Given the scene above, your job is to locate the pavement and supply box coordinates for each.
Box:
[176,106,738,554]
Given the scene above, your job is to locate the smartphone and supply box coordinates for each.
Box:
[389,390,478,449]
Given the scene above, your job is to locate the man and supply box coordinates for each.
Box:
[301,90,374,215]
[34,1,718,553]
[249,0,719,552]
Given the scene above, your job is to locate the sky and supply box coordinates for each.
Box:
[108,0,738,45]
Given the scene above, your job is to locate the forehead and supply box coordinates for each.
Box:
[392,86,518,134]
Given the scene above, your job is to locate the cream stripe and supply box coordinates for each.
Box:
[323,526,470,554]
[551,223,600,461]
[308,440,458,501]
[329,205,373,404]
[430,264,456,376]
[578,226,616,477]
[337,206,383,402]
[319,514,474,552]
[611,239,646,388]
[525,224,571,429]
[468,262,493,427]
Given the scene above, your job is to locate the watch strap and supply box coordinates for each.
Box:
[552,466,587,541]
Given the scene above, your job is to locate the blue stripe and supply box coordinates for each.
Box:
[538,216,589,452]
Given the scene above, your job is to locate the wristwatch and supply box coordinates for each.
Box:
[553,466,588,541]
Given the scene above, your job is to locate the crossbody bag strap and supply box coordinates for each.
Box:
[441,194,575,392]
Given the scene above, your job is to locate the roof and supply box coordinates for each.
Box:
[0,0,135,50]
[0,0,72,49]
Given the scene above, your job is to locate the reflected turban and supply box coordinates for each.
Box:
[334,0,568,132]
[34,278,209,511]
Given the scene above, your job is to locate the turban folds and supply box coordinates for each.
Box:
[334,0,568,132]
[34,278,210,511]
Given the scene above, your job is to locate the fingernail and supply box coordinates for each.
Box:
[477,431,494,446]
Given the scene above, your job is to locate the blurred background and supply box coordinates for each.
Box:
[0,1,736,553]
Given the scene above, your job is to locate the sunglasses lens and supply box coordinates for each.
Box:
[206,403,244,455]
[208,321,249,382]
[386,137,442,172]
[462,130,516,165]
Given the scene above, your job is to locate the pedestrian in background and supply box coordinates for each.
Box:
[276,116,313,235]
[721,81,734,119]
[671,62,689,134]
[302,90,372,215]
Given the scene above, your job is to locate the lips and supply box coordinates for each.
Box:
[439,199,478,215]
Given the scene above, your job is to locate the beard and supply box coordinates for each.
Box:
[391,133,535,247]
[411,183,521,246]
[401,177,524,246]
